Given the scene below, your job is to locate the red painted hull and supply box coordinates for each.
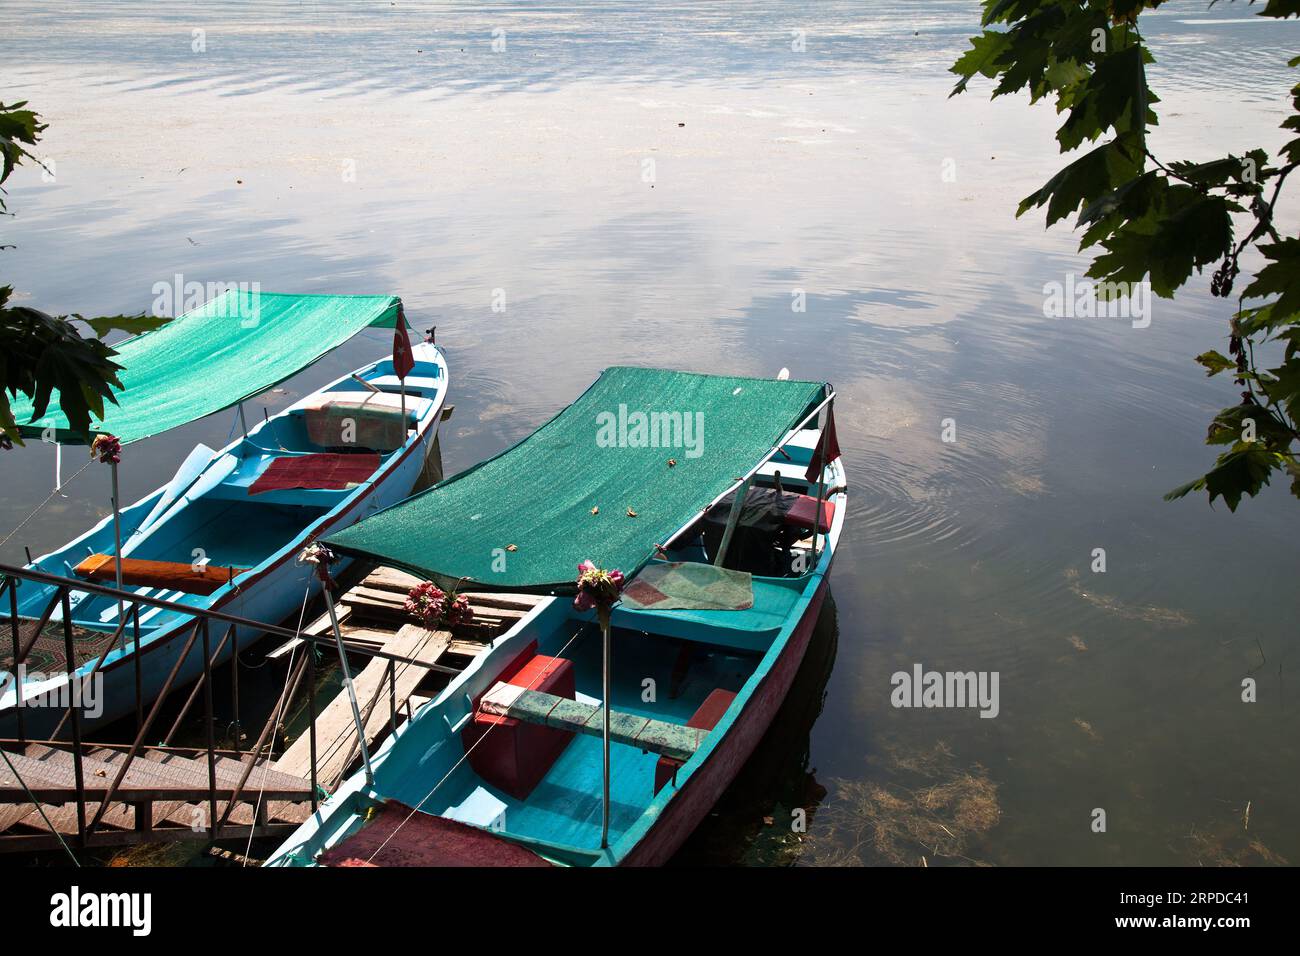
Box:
[620,571,831,866]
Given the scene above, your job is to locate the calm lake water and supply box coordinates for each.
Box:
[2,1,1298,865]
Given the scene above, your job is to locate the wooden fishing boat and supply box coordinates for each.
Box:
[267,366,844,866]
[0,292,448,737]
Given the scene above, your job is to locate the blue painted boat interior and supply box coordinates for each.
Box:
[387,618,761,849]
[11,349,446,661]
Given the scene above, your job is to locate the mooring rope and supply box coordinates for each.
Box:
[362,620,592,864]
[0,458,95,550]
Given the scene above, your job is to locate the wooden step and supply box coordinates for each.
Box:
[22,744,195,830]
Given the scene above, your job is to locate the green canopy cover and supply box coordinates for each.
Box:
[11,290,403,444]
[326,366,827,592]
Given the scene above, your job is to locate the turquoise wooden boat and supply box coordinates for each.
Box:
[267,367,844,866]
[1,292,448,737]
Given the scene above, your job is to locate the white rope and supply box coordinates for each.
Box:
[0,458,94,550]
[362,621,592,864]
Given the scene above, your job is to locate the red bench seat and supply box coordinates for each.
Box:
[783,494,835,533]
[462,642,576,800]
[654,688,736,793]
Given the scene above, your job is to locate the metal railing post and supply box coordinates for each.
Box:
[230,625,240,753]
[307,646,318,812]
[200,619,218,841]
[50,607,133,741]
[162,624,232,747]
[8,581,24,745]
[85,620,203,836]
[59,588,87,848]
[216,650,307,829]
[132,605,142,734]
[388,658,396,731]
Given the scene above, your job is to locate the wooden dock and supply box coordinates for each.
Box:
[271,566,548,792]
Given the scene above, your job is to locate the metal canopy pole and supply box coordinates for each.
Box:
[812,392,833,562]
[324,584,374,786]
[110,460,125,624]
[600,615,611,849]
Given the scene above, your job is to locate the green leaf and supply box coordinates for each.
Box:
[1018,135,1142,226]
[1257,1,1300,18]
[1242,238,1300,321]
[1194,350,1234,376]
[1089,190,1234,297]
[1165,446,1282,511]
[1057,44,1148,151]
[81,313,170,338]
[949,30,1013,96]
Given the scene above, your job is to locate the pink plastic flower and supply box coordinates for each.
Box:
[405,582,475,629]
[573,561,625,623]
[404,581,448,627]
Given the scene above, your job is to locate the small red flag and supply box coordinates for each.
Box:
[805,406,841,483]
[392,306,414,380]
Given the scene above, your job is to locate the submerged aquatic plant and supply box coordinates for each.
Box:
[806,742,1000,867]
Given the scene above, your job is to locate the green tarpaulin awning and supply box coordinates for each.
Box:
[11,290,403,444]
[325,366,827,592]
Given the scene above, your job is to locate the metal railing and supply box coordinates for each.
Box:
[0,561,429,854]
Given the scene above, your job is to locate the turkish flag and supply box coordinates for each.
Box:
[804,405,841,483]
[392,305,415,380]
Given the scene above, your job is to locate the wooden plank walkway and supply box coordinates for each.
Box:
[267,565,551,793]
[274,623,451,789]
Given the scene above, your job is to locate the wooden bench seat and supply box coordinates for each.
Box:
[74,554,249,596]
[479,685,714,764]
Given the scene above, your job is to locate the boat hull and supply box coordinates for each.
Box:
[1,347,447,739]
[0,442,430,739]
[620,566,832,866]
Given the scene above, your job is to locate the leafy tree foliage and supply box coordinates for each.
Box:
[951,0,1300,510]
[1,100,167,446]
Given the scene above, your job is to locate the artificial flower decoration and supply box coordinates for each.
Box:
[90,434,121,464]
[299,542,337,589]
[574,559,624,628]
[404,581,474,629]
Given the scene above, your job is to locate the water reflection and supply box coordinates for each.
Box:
[1,0,1298,866]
